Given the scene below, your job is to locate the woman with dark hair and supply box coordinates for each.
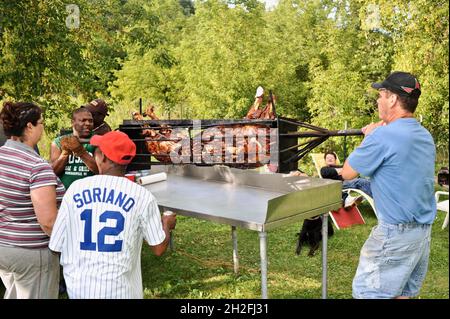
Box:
[0,101,64,299]
[0,121,6,146]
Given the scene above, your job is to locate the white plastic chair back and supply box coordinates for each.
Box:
[435,191,449,229]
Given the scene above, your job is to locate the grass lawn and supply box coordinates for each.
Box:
[0,203,447,299]
[140,202,449,299]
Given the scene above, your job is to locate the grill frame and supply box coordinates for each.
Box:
[119,116,363,173]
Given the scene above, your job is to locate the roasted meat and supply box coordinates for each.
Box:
[132,89,276,167]
[193,124,271,166]
[132,106,189,163]
[244,86,276,120]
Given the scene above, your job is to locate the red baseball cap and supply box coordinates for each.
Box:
[90,131,136,165]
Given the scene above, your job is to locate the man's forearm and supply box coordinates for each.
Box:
[341,160,359,180]
[150,223,171,256]
[79,153,99,174]
[51,155,69,176]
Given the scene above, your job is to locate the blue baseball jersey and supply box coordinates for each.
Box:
[348,118,436,224]
[49,175,166,299]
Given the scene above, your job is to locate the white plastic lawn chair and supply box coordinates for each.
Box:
[311,153,378,219]
[435,191,449,229]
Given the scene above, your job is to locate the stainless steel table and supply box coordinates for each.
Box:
[142,165,341,298]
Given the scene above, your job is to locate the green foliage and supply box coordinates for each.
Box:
[176,0,269,118]
[0,0,127,133]
[1,0,448,158]
[0,1,83,126]
[388,0,449,153]
[109,0,188,118]
[304,1,395,154]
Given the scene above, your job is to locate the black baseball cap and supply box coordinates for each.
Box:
[86,99,109,116]
[371,71,421,98]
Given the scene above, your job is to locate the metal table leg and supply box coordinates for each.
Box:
[232,226,239,274]
[259,231,268,299]
[169,231,174,250]
[321,213,328,299]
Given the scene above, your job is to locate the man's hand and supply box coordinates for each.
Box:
[362,120,385,136]
[289,170,308,177]
[60,136,86,157]
[60,149,72,157]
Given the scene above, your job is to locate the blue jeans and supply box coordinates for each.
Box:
[343,178,372,197]
[352,221,432,299]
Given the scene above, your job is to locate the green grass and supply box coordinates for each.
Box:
[0,202,447,299]
[139,202,449,299]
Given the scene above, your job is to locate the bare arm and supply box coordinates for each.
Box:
[341,160,359,180]
[149,214,177,256]
[341,121,385,180]
[68,135,99,174]
[51,140,98,175]
[50,142,69,176]
[78,151,99,175]
[31,186,58,236]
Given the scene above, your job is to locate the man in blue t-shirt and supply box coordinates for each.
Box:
[341,71,436,299]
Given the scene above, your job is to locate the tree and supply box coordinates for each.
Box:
[109,0,188,118]
[357,0,449,157]
[301,0,395,154]
[176,0,269,118]
[0,1,128,132]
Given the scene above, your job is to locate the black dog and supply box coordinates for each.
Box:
[438,167,449,187]
[295,216,334,257]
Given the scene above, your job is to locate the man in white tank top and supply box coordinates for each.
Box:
[49,131,176,298]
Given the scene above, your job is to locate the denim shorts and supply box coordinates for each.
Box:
[352,221,432,299]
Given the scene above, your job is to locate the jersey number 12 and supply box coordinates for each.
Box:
[80,209,124,252]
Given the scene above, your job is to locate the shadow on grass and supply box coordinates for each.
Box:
[140,205,377,299]
[140,203,448,299]
[0,203,446,299]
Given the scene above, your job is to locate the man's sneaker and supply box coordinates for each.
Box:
[344,194,363,208]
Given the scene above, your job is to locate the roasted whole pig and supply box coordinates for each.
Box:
[193,124,271,167]
[132,106,190,163]
[132,90,276,167]
[245,86,276,120]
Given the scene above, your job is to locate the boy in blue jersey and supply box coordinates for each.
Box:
[341,71,436,299]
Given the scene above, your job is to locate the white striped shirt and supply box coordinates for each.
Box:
[49,175,166,299]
